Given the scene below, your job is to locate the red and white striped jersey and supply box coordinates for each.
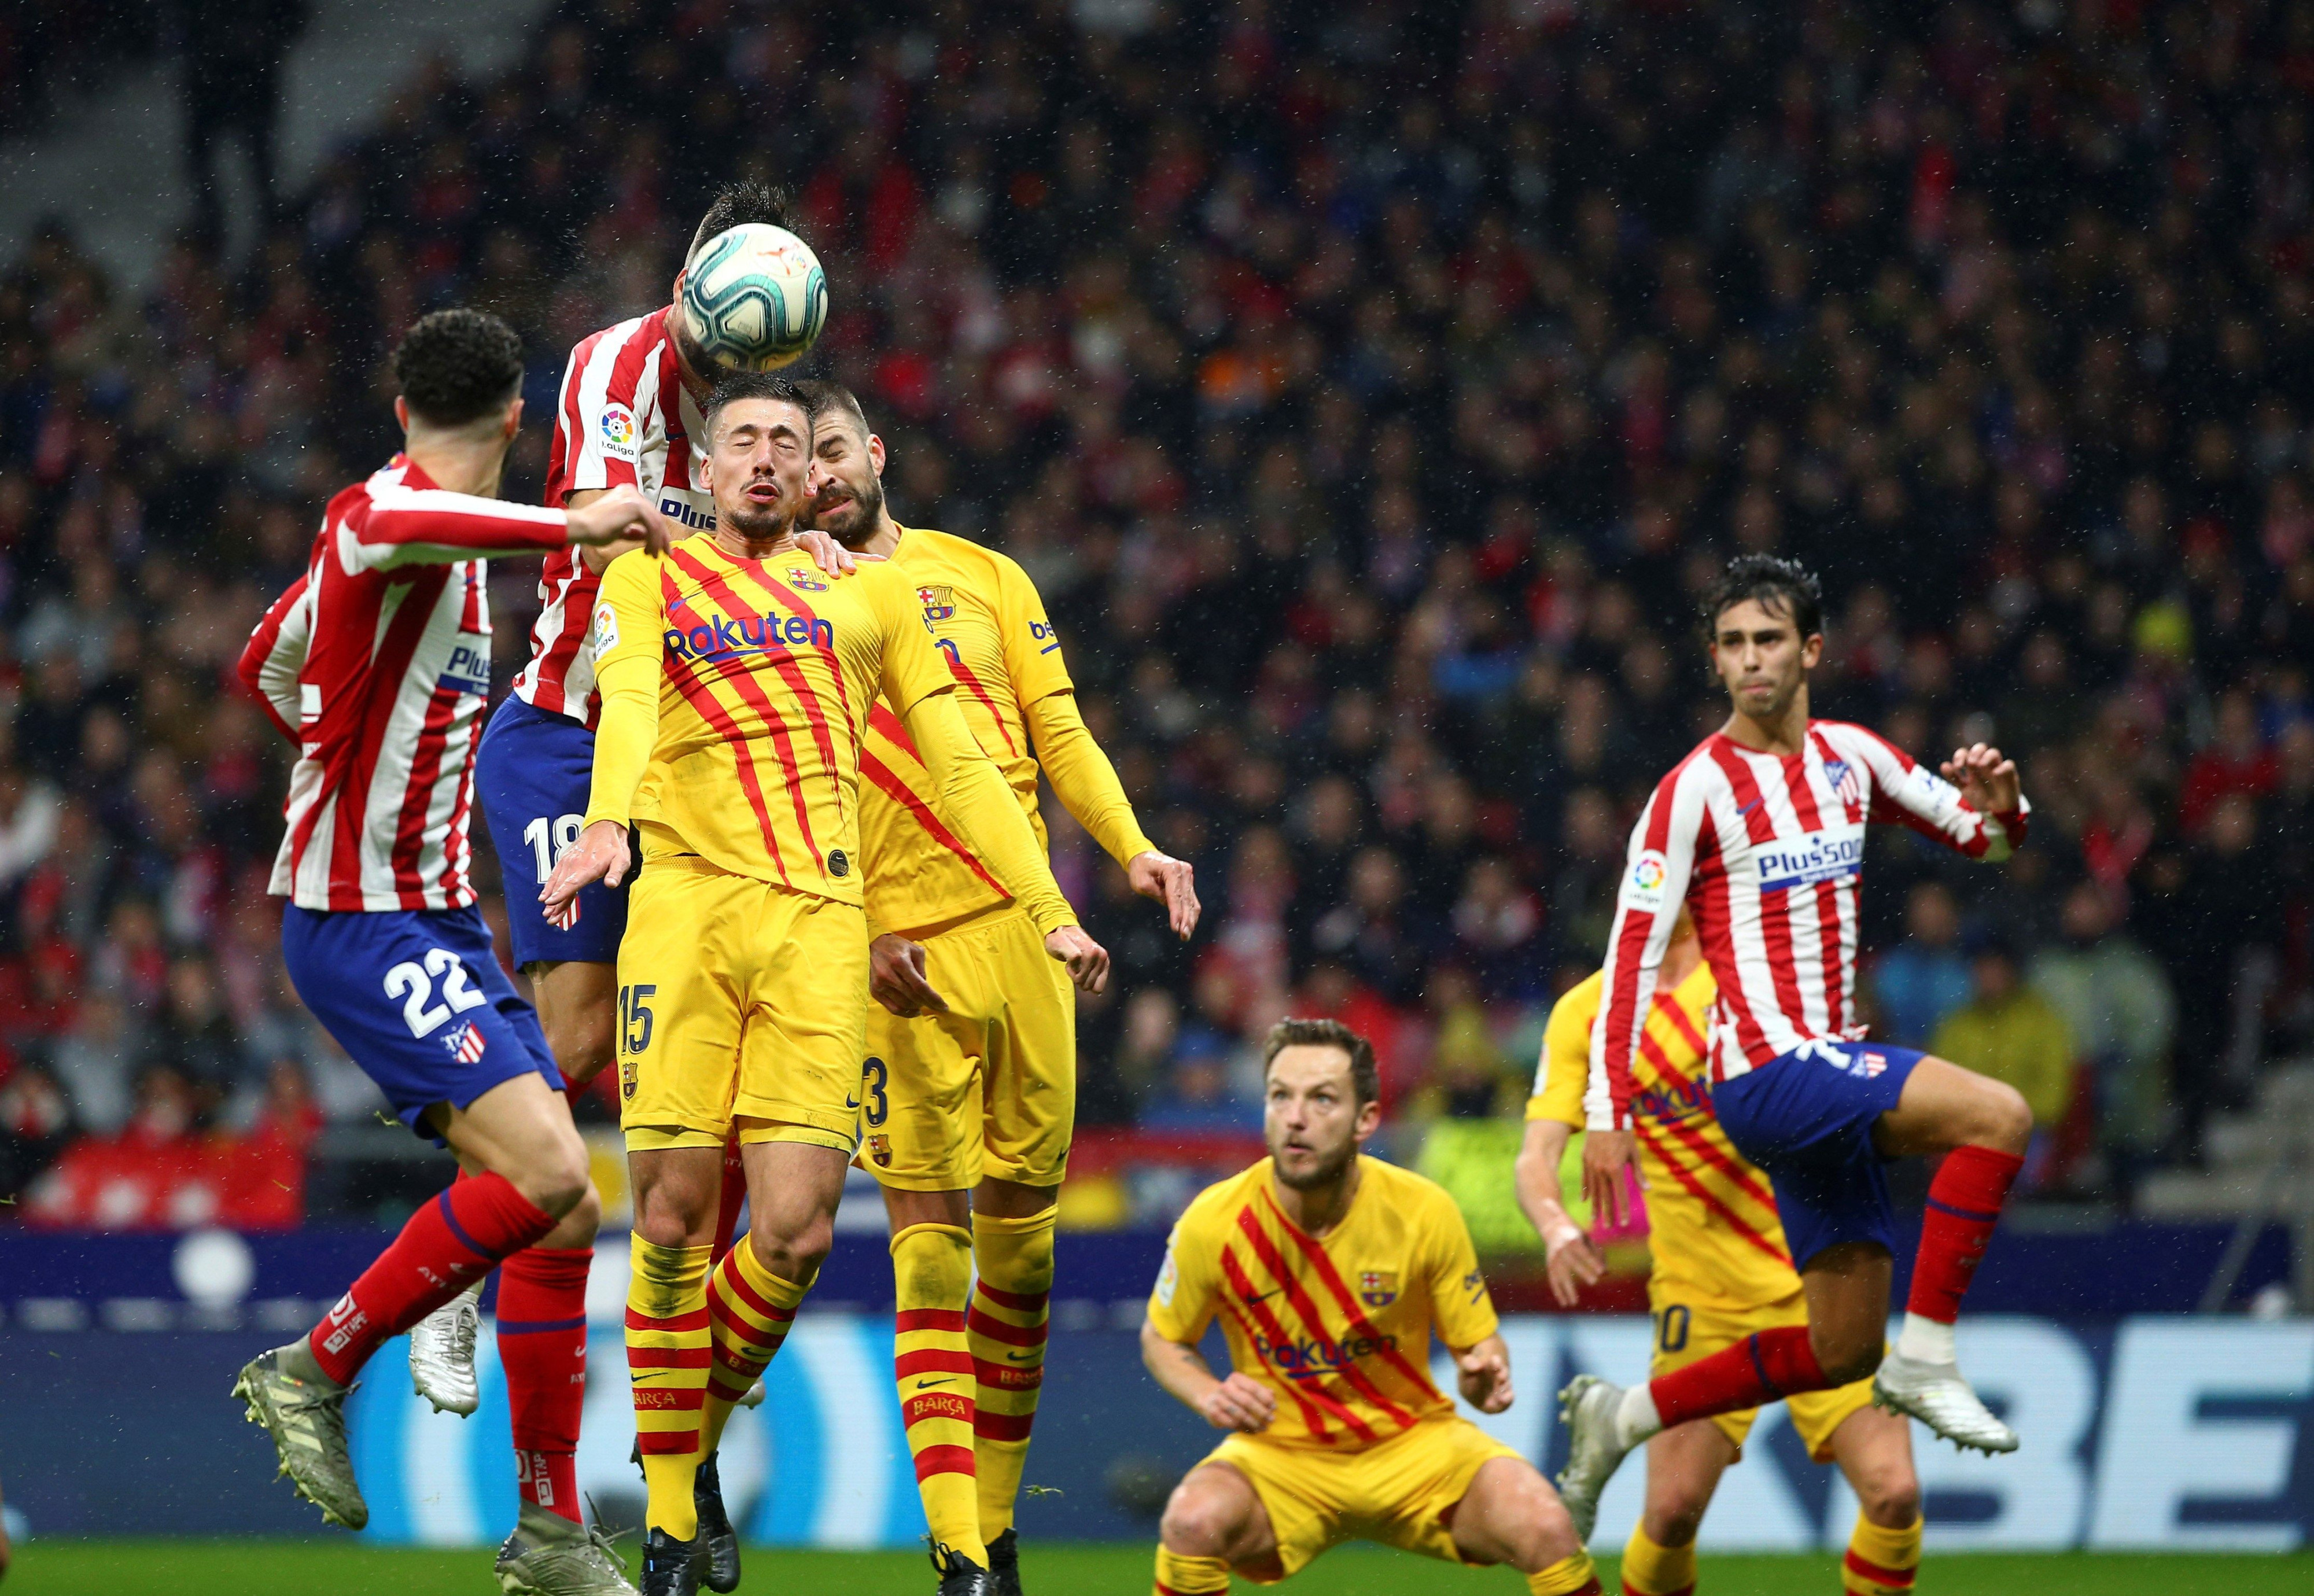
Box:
[238,456,572,912]
[1587,720,2029,1127]
[510,306,713,727]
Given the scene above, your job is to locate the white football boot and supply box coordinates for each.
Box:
[739,1377,766,1408]
[1554,1375,1638,1543]
[409,1280,484,1416]
[1873,1351,2018,1453]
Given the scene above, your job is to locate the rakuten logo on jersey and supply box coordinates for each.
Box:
[1254,1330,1398,1371]
[663,612,834,662]
[1755,822,1865,892]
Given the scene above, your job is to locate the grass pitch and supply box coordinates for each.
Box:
[11,1541,2312,1593]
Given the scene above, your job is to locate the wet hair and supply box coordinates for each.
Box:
[687,180,797,261]
[701,370,805,442]
[1261,1018,1380,1107]
[792,378,869,438]
[390,309,523,427]
[1700,554,1824,643]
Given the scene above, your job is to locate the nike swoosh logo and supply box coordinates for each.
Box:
[843,1094,860,1109]
[915,1377,957,1390]
[1004,1350,1039,1363]
[1736,798,1763,817]
[1240,1287,1281,1307]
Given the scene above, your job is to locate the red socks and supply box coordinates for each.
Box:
[711,1133,747,1262]
[498,1243,593,1523]
[308,1171,557,1385]
[1908,1145,2022,1324]
[1650,1325,1828,1429]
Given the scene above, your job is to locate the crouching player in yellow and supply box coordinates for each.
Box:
[1142,1019,1603,1596]
[542,373,1108,1596]
[795,382,1200,1595]
[1515,908,1922,1596]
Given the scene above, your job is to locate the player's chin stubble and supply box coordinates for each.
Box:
[1273,1141,1355,1191]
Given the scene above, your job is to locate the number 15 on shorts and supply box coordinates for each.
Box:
[617,983,655,1103]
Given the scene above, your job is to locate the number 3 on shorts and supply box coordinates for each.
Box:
[620,983,656,1055]
[860,1056,888,1126]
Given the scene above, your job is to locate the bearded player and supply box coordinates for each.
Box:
[1557,555,2033,1539]
[1519,906,1922,1596]
[543,374,1108,1596]
[1143,1019,1603,1596]
[231,309,669,1595]
[794,381,1198,1595]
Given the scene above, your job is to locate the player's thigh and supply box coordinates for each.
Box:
[281,903,560,1140]
[475,699,627,971]
[1161,1460,1280,1564]
[1445,1454,1579,1572]
[1362,1420,1533,1568]
[436,1068,588,1205]
[616,867,746,1147]
[977,911,1077,1189]
[1799,1242,1896,1377]
[858,967,982,1193]
[733,890,869,1155]
[1877,1052,2032,1157]
[529,957,619,1086]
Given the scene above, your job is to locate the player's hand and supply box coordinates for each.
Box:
[567,485,675,557]
[869,933,948,1018]
[1454,1338,1515,1414]
[1127,850,1201,940]
[1582,1129,1636,1234]
[1196,1371,1277,1433]
[1941,742,2021,815]
[541,819,631,928]
[1044,925,1110,993]
[1543,1224,1607,1308]
[795,527,856,577]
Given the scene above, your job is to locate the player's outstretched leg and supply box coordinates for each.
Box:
[1869,1058,2031,1453]
[1448,1457,1601,1594]
[237,1075,585,1530]
[970,1205,1055,1595]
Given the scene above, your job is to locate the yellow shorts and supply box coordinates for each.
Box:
[616,858,867,1154]
[1200,1417,1523,1581]
[857,905,1075,1189]
[1649,1292,1876,1461]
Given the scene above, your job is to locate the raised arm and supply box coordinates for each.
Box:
[342,482,669,573]
[237,575,312,742]
[1845,727,2028,861]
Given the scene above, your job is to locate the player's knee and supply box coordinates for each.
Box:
[1644,1493,1709,1549]
[1159,1481,1242,1558]
[519,1155,592,1221]
[543,1006,616,1089]
[1981,1079,2033,1153]
[1811,1328,1881,1388]
[1854,1461,1920,1527]
[1524,1486,1582,1564]
[551,1180,603,1245]
[747,1214,833,1284]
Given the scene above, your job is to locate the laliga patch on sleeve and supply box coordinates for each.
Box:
[1622,848,1670,913]
[592,603,620,654]
[1906,763,1962,815]
[597,402,639,459]
[1155,1247,1180,1307]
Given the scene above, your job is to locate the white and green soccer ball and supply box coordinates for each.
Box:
[679,223,830,371]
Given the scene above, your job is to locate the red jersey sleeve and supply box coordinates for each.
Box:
[237,574,312,742]
[1839,724,2028,861]
[336,483,569,572]
[1587,754,1713,1129]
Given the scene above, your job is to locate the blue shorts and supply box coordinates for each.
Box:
[476,695,628,967]
[1712,1040,1925,1271]
[282,902,562,1140]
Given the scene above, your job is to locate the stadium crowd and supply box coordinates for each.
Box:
[0,0,2311,1222]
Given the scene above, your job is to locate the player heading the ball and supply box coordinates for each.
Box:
[1555,555,2035,1543]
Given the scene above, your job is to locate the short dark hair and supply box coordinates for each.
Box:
[1262,1018,1380,1107]
[1700,554,1823,643]
[792,378,869,437]
[687,180,797,262]
[391,309,524,427]
[702,370,804,442]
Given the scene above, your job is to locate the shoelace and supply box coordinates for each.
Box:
[447,1303,479,1367]
[580,1495,632,1575]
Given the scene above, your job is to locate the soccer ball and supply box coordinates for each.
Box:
[678,223,830,371]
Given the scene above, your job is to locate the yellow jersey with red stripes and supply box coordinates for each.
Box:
[854,525,1073,937]
[585,539,953,902]
[1147,1156,1499,1452]
[1529,965,1800,1314]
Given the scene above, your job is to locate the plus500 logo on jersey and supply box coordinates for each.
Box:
[1755,822,1865,892]
[664,612,834,662]
[439,643,492,694]
[658,493,715,532]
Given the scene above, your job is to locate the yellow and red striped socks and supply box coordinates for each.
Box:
[891,1222,983,1566]
[1841,1511,1922,1595]
[1152,1546,1230,1594]
[626,1235,712,1540]
[1619,1523,1695,1595]
[497,1242,592,1523]
[700,1237,809,1456]
[309,1171,555,1384]
[970,1207,1055,1538]
[1531,1550,1604,1594]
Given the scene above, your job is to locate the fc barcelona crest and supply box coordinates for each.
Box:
[867,1133,893,1168]
[787,567,830,592]
[1359,1270,1398,1309]
[918,584,956,622]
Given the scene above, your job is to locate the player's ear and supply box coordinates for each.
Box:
[503,396,524,442]
[1801,632,1825,668]
[1353,1096,1383,1142]
[869,433,887,479]
[393,394,410,435]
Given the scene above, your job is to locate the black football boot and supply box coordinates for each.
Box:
[694,1451,742,1593]
[985,1527,1022,1596]
[930,1542,992,1596]
[638,1527,702,1596]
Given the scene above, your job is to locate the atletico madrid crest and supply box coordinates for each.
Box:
[918,585,956,622]
[1359,1270,1398,1308]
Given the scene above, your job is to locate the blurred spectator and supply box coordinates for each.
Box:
[2032,881,2177,1193]
[179,0,309,241]
[1931,940,2080,1191]
[1871,882,1973,1048]
[45,991,145,1136]
[150,952,244,1112]
[0,1063,71,1201]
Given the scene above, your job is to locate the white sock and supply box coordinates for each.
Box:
[1895,1313,1957,1366]
[1613,1382,1663,1449]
